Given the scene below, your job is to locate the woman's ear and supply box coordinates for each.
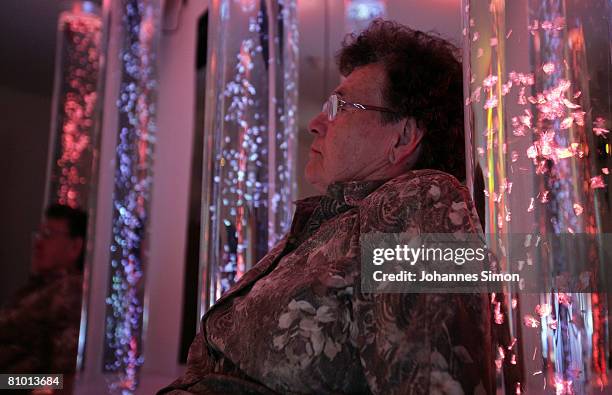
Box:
[389,118,424,165]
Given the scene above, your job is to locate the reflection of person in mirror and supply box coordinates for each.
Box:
[0,204,86,392]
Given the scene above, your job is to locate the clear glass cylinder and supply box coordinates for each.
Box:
[46,1,103,209]
[102,0,162,393]
[463,0,611,392]
[200,0,298,314]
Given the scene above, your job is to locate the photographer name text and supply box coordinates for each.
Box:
[372,270,520,283]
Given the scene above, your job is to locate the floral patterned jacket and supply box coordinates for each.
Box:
[0,271,83,374]
[160,170,498,395]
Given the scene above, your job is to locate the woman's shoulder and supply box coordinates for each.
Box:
[358,169,476,233]
[384,168,464,189]
[367,169,468,204]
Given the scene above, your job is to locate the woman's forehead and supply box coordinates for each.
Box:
[335,64,386,103]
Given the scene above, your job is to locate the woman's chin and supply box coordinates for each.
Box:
[304,167,327,193]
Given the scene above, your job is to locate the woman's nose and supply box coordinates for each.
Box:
[308,112,327,136]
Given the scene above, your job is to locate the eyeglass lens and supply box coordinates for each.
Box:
[322,94,339,121]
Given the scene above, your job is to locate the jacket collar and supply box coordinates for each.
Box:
[325,179,388,206]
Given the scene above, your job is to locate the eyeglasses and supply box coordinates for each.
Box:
[322,93,397,122]
[33,228,70,240]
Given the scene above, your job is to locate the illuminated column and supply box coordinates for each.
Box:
[344,0,386,33]
[45,1,102,209]
[102,0,162,393]
[199,0,298,314]
[463,0,611,392]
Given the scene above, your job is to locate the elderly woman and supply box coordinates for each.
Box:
[160,20,501,394]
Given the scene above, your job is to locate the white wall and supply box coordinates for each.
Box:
[387,0,462,44]
[141,0,208,388]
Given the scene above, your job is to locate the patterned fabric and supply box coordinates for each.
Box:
[0,271,83,374]
[160,170,497,395]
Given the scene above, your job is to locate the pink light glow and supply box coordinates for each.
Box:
[52,11,102,208]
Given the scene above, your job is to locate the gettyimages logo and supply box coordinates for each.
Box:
[372,244,486,266]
